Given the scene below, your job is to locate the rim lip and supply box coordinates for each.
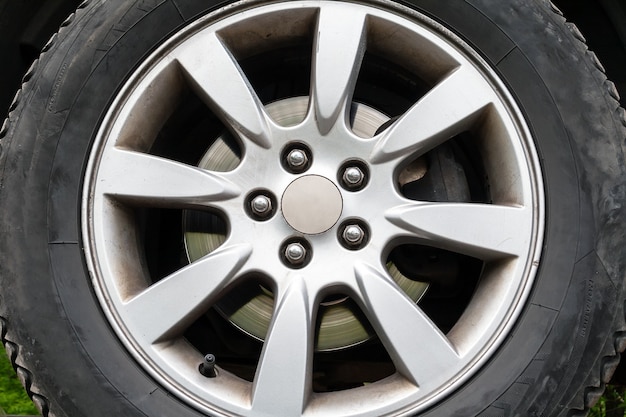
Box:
[80,1,546,415]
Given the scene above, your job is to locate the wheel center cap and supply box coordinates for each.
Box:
[282,175,343,234]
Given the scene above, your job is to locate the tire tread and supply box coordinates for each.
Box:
[545,1,626,415]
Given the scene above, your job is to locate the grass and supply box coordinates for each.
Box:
[0,350,38,415]
[590,386,626,417]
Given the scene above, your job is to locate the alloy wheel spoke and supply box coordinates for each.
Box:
[251,279,314,415]
[312,6,368,134]
[370,66,494,163]
[174,31,272,148]
[354,262,460,385]
[121,244,252,344]
[386,202,531,259]
[98,148,239,207]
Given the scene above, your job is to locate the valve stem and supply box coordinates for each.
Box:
[199,354,217,378]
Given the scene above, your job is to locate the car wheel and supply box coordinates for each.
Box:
[1,0,625,416]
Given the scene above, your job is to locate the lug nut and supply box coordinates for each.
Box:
[285,242,307,265]
[342,166,365,188]
[251,195,272,217]
[287,149,308,169]
[343,225,365,246]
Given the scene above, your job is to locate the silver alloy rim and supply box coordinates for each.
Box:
[82,1,544,416]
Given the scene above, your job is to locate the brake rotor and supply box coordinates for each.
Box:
[183,97,428,351]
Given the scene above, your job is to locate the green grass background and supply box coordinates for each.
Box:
[0,351,38,415]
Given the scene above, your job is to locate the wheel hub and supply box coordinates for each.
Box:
[183,97,408,352]
[281,175,343,234]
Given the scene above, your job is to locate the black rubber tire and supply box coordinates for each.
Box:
[0,0,81,115]
[0,1,625,416]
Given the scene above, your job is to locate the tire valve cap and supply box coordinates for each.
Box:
[199,354,217,378]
